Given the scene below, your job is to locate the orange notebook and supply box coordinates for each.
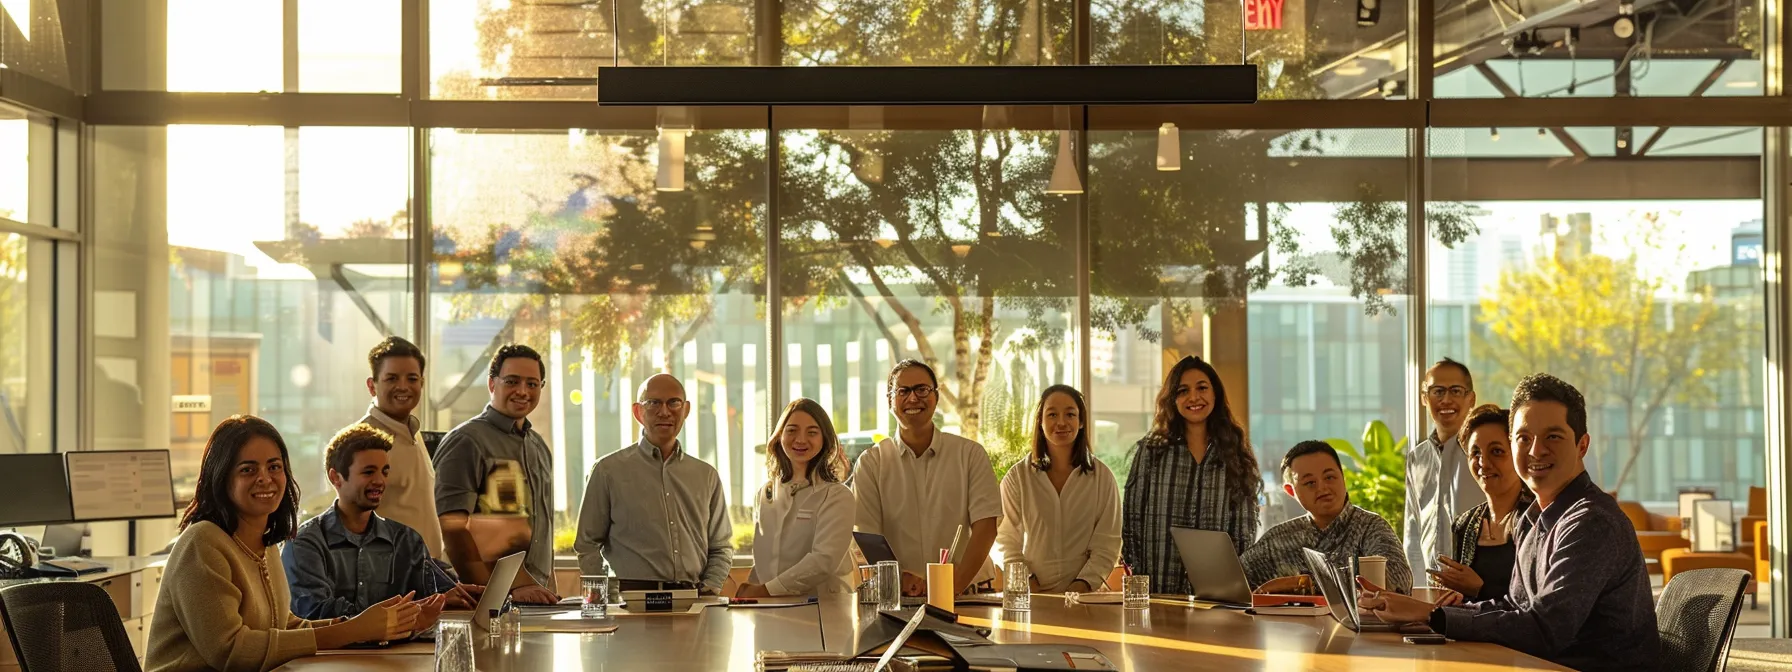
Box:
[1252,593,1327,608]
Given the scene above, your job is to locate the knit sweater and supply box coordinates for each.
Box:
[146,520,330,672]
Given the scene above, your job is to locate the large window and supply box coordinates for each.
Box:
[101,0,401,93]
[0,233,52,454]
[427,122,769,552]
[1427,126,1767,505]
[92,125,414,511]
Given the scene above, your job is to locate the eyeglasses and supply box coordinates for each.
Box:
[1426,385,1471,400]
[638,398,687,413]
[891,385,935,399]
[500,376,545,391]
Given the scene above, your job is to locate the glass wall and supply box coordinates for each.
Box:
[1427,126,1766,506]
[91,125,414,509]
[101,0,402,93]
[0,233,52,454]
[427,122,769,552]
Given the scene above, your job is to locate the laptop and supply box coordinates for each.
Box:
[1168,527,1254,607]
[851,531,928,607]
[472,551,527,631]
[1299,547,1429,634]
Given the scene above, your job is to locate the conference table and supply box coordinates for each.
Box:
[278,594,1568,671]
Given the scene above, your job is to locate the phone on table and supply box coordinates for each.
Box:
[1403,634,1448,645]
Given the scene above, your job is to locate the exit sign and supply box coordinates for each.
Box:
[1245,0,1285,29]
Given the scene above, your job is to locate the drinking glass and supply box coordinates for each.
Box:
[874,560,902,611]
[1122,575,1151,610]
[434,618,475,672]
[1003,562,1031,611]
[581,575,609,618]
[857,564,879,604]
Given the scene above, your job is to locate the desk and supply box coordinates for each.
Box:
[279,594,1569,671]
[0,556,167,671]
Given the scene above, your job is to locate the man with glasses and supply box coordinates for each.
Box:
[1404,358,1482,591]
[433,343,561,603]
[852,360,1002,596]
[575,373,734,595]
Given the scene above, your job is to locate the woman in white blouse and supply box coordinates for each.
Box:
[739,398,856,597]
[996,385,1123,593]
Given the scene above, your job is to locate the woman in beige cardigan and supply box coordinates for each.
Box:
[147,415,426,672]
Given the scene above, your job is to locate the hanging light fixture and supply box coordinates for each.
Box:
[1156,123,1181,171]
[1490,127,1501,142]
[1045,130,1082,194]
[655,128,686,192]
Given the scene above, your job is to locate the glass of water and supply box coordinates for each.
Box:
[434,617,475,672]
[580,575,609,618]
[1122,575,1151,610]
[874,560,902,611]
[1003,562,1031,611]
[857,564,879,604]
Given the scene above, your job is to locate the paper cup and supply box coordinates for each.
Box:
[1358,555,1388,589]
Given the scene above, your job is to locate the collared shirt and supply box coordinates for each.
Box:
[574,436,734,591]
[1404,431,1482,586]
[1239,503,1411,593]
[1437,472,1660,671]
[851,430,1003,586]
[1121,434,1260,595]
[281,504,454,619]
[995,457,1123,592]
[749,479,855,596]
[357,404,445,560]
[432,405,557,588]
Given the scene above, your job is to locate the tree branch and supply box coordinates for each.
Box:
[845,243,959,409]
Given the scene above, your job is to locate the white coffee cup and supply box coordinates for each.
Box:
[1358,555,1388,589]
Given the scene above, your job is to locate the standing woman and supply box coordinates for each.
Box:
[1428,404,1534,604]
[148,415,421,672]
[739,399,856,597]
[997,385,1122,593]
[1122,356,1263,595]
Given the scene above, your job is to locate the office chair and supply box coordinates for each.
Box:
[0,582,143,672]
[1656,567,1751,672]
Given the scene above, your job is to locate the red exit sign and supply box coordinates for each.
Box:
[1246,0,1285,29]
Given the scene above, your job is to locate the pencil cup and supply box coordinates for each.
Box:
[1122,575,1151,610]
[927,562,955,612]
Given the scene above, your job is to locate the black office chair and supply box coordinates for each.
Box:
[0,582,143,672]
[1656,567,1751,672]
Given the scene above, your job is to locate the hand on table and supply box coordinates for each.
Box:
[413,593,449,633]
[443,583,483,609]
[511,584,560,605]
[1426,556,1484,599]
[901,571,927,597]
[347,592,421,643]
[1431,589,1466,607]
[735,583,773,598]
[1354,577,1434,625]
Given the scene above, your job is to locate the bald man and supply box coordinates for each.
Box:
[574,373,734,594]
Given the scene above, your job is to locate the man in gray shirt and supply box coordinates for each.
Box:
[1404,358,1482,587]
[1361,374,1659,672]
[575,373,733,595]
[433,343,560,604]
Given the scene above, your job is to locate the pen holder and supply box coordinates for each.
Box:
[927,562,955,612]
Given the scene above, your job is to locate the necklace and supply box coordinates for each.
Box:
[229,532,276,630]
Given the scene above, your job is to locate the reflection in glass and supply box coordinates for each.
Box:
[427,127,769,551]
[776,126,1078,479]
[784,0,1072,66]
[1427,127,1764,503]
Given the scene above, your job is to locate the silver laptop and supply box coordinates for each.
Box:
[1300,547,1428,634]
[1168,527,1254,606]
[472,551,527,631]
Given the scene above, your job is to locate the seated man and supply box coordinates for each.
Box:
[1359,374,1658,672]
[575,373,733,594]
[1241,440,1411,594]
[284,424,479,623]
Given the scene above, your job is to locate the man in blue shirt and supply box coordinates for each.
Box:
[284,424,477,623]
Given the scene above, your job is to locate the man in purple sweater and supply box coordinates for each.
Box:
[1358,373,1659,672]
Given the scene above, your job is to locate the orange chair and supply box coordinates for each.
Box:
[1739,486,1767,561]
[1620,500,1690,574]
[1755,519,1771,591]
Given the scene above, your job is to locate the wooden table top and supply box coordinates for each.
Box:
[278,594,1570,671]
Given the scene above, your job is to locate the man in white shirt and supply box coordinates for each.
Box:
[853,360,1002,596]
[1403,358,1482,587]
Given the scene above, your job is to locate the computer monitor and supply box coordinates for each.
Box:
[66,450,178,523]
[0,454,74,527]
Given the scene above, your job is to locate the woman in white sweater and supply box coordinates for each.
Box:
[739,399,855,596]
[996,385,1123,593]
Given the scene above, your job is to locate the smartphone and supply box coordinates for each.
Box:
[1404,634,1448,645]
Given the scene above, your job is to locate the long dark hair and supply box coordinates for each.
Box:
[179,415,301,546]
[1146,356,1261,505]
[766,398,844,490]
[1030,385,1095,474]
